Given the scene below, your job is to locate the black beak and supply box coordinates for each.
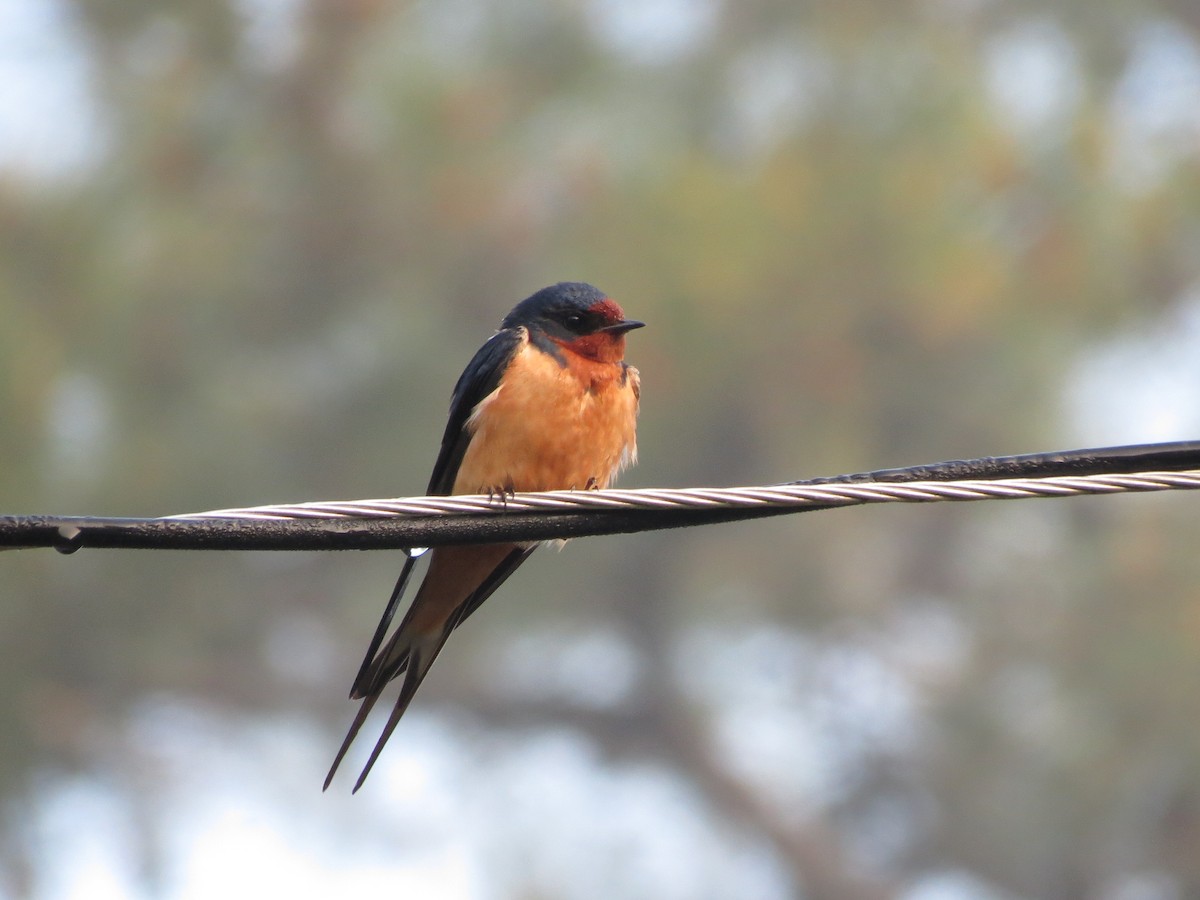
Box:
[600,319,645,335]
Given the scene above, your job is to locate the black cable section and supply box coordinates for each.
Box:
[2,441,1198,554]
[803,440,1200,483]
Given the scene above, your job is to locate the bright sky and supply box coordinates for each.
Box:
[30,698,798,900]
[0,0,101,178]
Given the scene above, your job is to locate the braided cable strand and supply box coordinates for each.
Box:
[169,470,1200,522]
[3,449,1199,552]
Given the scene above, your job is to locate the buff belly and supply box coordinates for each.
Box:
[453,341,639,495]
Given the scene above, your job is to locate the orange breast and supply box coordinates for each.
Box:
[453,339,640,495]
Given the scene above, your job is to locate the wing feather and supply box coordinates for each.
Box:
[427,327,527,495]
[343,326,526,700]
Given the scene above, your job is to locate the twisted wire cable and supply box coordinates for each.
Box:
[4,441,1200,553]
[169,469,1200,522]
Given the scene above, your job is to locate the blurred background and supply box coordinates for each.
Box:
[3,0,1200,897]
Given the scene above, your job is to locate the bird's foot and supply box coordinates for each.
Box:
[485,483,516,507]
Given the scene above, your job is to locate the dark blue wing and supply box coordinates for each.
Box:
[345,326,525,699]
[426,326,526,495]
[349,544,535,701]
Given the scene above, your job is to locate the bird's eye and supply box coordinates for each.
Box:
[564,314,584,329]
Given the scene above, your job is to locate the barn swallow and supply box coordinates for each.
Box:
[325,282,643,791]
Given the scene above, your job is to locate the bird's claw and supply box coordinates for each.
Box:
[486,483,516,507]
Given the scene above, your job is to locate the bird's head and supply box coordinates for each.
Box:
[504,282,644,363]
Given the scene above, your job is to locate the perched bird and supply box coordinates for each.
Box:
[325,282,643,791]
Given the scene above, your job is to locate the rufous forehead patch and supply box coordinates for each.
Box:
[587,298,625,323]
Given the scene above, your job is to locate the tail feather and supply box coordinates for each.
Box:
[347,545,536,701]
[327,544,536,791]
[350,632,451,792]
[323,688,383,791]
[349,554,418,698]
[349,623,413,700]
